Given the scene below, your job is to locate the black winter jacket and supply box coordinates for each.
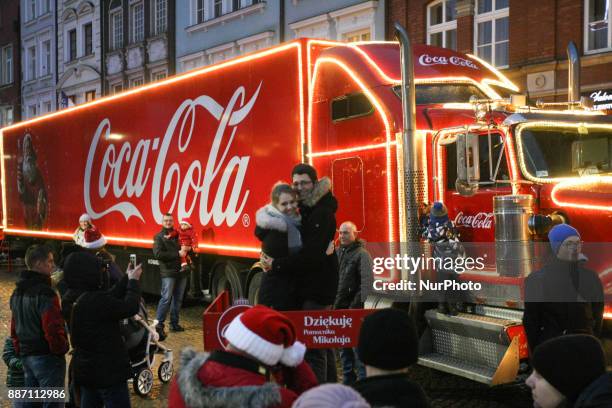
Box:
[272,178,339,305]
[9,270,69,357]
[353,373,430,408]
[334,240,371,309]
[153,228,182,278]
[574,373,612,408]
[255,205,300,311]
[523,258,604,352]
[64,275,141,388]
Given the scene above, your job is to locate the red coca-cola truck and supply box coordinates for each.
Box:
[1,35,610,384]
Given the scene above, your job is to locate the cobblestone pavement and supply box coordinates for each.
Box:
[0,268,533,407]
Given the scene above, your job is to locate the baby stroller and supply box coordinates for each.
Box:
[121,300,174,396]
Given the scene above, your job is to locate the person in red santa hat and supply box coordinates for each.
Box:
[168,305,318,408]
[80,227,124,285]
[165,218,198,271]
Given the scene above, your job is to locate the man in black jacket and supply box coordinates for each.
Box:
[263,163,339,383]
[10,244,69,401]
[334,221,371,385]
[61,251,143,407]
[523,224,604,353]
[154,213,187,340]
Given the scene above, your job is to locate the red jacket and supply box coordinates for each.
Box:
[169,348,317,408]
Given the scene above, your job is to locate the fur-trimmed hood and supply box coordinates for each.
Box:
[176,348,282,408]
[255,205,301,232]
[302,177,334,208]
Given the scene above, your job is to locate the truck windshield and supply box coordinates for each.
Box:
[393,84,487,105]
[518,126,612,178]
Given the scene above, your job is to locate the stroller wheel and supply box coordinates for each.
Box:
[134,367,154,396]
[158,361,173,383]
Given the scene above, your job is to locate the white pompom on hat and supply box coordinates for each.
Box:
[224,305,306,367]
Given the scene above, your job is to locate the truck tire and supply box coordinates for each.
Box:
[247,270,263,305]
[210,261,243,301]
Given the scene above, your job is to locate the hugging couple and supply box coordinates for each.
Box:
[254,163,340,383]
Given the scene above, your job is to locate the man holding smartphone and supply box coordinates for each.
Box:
[153,213,188,340]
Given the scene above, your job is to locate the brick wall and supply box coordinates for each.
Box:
[0,0,21,124]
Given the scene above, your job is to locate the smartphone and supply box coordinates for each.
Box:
[129,254,137,268]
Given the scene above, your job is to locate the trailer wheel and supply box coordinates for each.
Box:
[247,270,263,305]
[210,261,243,301]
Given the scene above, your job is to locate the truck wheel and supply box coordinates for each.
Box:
[247,270,263,305]
[210,261,243,301]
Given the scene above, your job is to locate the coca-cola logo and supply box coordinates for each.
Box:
[418,54,479,70]
[216,304,251,348]
[454,211,494,229]
[83,83,262,225]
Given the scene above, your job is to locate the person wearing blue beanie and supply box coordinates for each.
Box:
[523,224,603,352]
[548,224,580,257]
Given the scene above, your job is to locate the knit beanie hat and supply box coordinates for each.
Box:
[82,227,107,249]
[224,305,306,367]
[79,213,92,223]
[429,202,449,224]
[357,308,418,370]
[292,384,371,408]
[548,224,580,255]
[532,334,606,402]
[291,163,318,183]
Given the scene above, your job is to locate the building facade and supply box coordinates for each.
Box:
[387,0,612,103]
[56,0,102,106]
[101,0,175,95]
[0,0,21,126]
[20,0,57,120]
[176,0,386,73]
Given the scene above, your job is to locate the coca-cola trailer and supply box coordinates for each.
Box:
[1,34,610,384]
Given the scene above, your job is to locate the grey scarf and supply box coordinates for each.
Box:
[266,204,302,255]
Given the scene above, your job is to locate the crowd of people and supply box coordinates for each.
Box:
[3,161,612,408]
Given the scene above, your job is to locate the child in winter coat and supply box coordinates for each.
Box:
[422,202,466,315]
[166,219,198,270]
[2,336,24,388]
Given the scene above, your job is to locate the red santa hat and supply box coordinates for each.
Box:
[82,227,107,249]
[179,218,192,228]
[224,305,306,367]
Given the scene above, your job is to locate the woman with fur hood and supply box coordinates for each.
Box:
[255,183,302,311]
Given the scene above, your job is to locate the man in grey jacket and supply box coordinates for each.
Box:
[334,221,372,385]
[154,213,188,340]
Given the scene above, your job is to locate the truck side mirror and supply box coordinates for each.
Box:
[455,133,479,196]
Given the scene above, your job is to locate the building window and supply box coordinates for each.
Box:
[232,0,241,12]
[153,0,167,35]
[68,29,77,61]
[130,77,144,87]
[427,0,457,50]
[585,0,612,52]
[131,2,145,43]
[196,0,205,23]
[41,40,51,76]
[41,0,51,15]
[42,101,52,113]
[214,0,223,18]
[1,46,12,84]
[1,107,14,126]
[110,10,123,50]
[28,104,37,118]
[85,90,96,102]
[475,0,509,67]
[111,83,123,94]
[28,0,36,21]
[27,46,36,81]
[84,23,93,56]
[342,29,371,42]
[152,70,167,81]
